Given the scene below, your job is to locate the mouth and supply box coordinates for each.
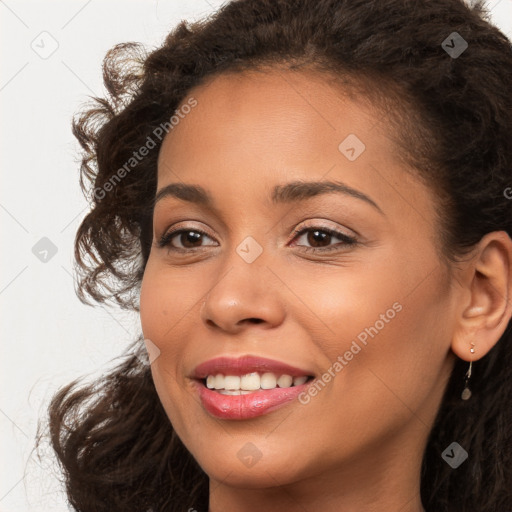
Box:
[190,355,317,419]
[199,372,315,395]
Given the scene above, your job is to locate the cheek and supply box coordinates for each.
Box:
[339,287,452,441]
[139,262,196,429]
[285,252,451,414]
[139,259,199,350]
[139,261,193,400]
[139,266,167,348]
[281,256,406,355]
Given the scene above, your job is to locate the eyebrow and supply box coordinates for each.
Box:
[154,180,383,214]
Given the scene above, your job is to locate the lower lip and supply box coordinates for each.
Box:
[194,380,312,420]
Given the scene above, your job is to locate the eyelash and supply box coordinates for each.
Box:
[290,226,358,253]
[157,225,358,254]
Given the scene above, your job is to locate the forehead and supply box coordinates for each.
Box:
[156,69,439,242]
[159,68,380,165]
[157,68,392,187]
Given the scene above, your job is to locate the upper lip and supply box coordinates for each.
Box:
[191,355,315,379]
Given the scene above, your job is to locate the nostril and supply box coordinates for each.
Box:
[247,318,264,324]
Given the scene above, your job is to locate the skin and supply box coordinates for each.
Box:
[139,68,512,512]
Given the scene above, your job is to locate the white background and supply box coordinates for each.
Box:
[1,1,511,510]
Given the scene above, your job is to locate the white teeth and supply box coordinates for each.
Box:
[277,374,293,388]
[206,375,216,389]
[224,375,241,390]
[214,374,224,390]
[293,376,308,386]
[204,372,310,391]
[260,372,277,389]
[240,372,260,390]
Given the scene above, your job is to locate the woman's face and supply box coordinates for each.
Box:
[140,69,459,492]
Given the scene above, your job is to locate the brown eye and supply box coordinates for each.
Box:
[305,230,332,248]
[158,229,217,250]
[291,226,358,253]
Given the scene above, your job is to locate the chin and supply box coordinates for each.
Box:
[204,462,300,489]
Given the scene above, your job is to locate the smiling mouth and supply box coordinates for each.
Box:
[200,371,315,395]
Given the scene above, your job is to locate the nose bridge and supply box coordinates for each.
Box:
[200,232,285,331]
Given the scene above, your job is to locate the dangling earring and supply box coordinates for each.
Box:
[461,343,475,400]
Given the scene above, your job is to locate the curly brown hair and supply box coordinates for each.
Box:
[39,0,512,510]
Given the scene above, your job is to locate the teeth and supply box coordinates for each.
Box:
[214,374,224,390]
[204,372,310,391]
[277,374,293,388]
[240,372,260,390]
[260,372,277,389]
[293,376,308,386]
[224,375,241,389]
[206,375,216,389]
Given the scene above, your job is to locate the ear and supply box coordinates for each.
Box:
[451,231,512,362]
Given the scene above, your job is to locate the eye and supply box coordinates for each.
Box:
[158,228,218,251]
[156,224,358,254]
[290,226,358,253]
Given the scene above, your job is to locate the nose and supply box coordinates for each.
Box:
[199,258,286,335]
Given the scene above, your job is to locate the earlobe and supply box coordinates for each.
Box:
[451,231,512,362]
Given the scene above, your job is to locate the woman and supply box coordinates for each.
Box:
[43,0,512,510]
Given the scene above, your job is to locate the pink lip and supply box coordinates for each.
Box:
[193,379,312,420]
[190,355,314,420]
[191,355,314,379]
